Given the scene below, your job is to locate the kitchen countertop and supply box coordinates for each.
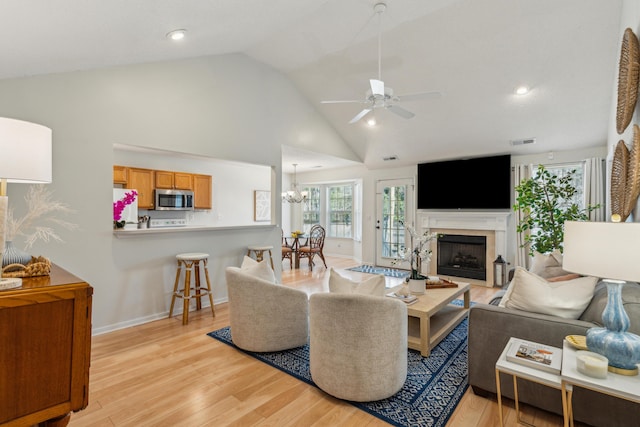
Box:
[113,224,275,237]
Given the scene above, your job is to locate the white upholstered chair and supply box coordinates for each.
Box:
[225,266,308,352]
[309,293,408,401]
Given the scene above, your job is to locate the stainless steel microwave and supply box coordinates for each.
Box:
[154,189,194,210]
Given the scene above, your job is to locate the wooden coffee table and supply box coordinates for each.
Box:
[400,282,470,356]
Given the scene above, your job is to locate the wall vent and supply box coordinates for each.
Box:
[510,138,536,146]
[383,155,398,161]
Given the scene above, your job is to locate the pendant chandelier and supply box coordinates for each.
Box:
[282,164,308,203]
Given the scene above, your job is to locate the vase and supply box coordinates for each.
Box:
[408,278,426,295]
[2,241,32,267]
[586,280,640,373]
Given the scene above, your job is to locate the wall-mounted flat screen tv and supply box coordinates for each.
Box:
[417,154,511,210]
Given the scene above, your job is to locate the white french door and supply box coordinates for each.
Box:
[375,178,414,268]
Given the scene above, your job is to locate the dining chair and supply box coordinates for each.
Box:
[298,224,327,271]
[281,229,294,269]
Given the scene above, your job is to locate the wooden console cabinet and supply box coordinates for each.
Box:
[0,265,93,427]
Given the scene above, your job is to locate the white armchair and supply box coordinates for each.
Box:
[309,293,407,401]
[225,266,308,352]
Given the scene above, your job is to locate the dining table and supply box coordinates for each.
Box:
[287,234,308,269]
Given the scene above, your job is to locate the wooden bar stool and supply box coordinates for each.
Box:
[169,253,215,325]
[246,245,275,269]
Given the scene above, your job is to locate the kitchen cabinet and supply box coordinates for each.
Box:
[193,174,212,209]
[155,171,193,190]
[113,165,127,184]
[174,172,193,190]
[0,265,93,426]
[127,167,155,209]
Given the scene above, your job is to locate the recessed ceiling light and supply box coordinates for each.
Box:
[166,29,187,41]
[367,118,377,126]
[515,85,530,95]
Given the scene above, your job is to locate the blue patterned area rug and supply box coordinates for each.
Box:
[347,264,410,278]
[207,308,468,426]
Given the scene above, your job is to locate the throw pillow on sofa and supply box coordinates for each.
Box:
[327,267,386,296]
[499,267,598,319]
[529,250,571,279]
[240,255,276,283]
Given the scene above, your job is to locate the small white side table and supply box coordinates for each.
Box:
[560,340,640,427]
[495,337,569,426]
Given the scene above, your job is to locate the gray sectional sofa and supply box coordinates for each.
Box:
[468,280,640,427]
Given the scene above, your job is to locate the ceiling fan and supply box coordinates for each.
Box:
[321,2,441,124]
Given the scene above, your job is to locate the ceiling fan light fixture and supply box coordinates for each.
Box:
[367,117,377,126]
[320,1,440,123]
[166,29,187,41]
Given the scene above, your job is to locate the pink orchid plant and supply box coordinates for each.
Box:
[113,190,138,227]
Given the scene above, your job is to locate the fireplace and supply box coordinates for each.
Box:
[437,234,487,280]
[419,211,510,287]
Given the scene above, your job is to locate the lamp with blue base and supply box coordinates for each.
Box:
[563,221,640,376]
[586,279,640,375]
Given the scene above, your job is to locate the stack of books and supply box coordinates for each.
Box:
[386,291,418,305]
[506,338,562,374]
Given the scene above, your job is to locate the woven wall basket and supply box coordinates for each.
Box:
[624,124,640,216]
[616,28,640,134]
[611,140,629,220]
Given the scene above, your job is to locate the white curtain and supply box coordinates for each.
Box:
[353,180,362,242]
[513,164,532,269]
[584,157,606,221]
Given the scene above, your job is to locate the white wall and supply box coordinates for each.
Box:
[0,53,356,333]
[608,0,640,221]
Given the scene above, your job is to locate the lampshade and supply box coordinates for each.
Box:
[562,221,640,282]
[0,117,52,184]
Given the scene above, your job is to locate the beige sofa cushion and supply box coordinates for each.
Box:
[327,267,385,296]
[529,250,571,279]
[499,267,598,319]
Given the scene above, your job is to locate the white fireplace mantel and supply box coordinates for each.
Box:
[419,211,510,232]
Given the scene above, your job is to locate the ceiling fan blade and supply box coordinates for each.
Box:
[395,91,442,102]
[321,99,364,104]
[386,105,415,119]
[349,108,372,124]
[370,79,385,96]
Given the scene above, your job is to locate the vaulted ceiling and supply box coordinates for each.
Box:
[1,0,623,172]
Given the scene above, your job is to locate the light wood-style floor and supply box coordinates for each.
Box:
[69,256,572,427]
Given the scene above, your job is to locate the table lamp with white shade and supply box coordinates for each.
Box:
[0,117,52,290]
[562,220,640,375]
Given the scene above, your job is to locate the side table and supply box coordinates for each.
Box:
[560,340,640,427]
[495,337,570,426]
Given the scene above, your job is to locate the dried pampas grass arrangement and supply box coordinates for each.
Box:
[5,185,78,249]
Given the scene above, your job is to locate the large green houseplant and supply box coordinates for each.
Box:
[513,165,599,255]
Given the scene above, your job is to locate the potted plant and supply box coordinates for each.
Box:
[392,220,438,294]
[113,190,138,229]
[513,165,599,255]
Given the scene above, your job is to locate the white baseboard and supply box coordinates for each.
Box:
[92,297,229,336]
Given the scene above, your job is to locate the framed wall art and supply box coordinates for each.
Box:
[254,190,271,222]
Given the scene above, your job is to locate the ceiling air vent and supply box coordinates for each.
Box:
[510,138,536,146]
[383,155,398,161]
